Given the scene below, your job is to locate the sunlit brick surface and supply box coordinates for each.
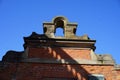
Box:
[0,63,120,80]
[28,47,91,60]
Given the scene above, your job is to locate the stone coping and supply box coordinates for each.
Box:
[21,58,115,65]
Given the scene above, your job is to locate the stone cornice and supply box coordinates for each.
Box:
[24,36,96,50]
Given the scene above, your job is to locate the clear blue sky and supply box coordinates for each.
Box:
[0,0,120,64]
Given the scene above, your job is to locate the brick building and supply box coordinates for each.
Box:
[0,16,120,80]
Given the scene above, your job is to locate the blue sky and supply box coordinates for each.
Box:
[0,0,120,64]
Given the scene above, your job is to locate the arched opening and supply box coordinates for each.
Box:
[44,27,47,33]
[54,20,64,37]
[73,28,76,34]
[55,27,64,37]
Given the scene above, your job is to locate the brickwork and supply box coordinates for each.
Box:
[0,63,120,80]
[28,47,91,60]
[0,63,16,80]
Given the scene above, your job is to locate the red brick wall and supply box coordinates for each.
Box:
[1,63,120,80]
[28,47,91,60]
[0,63,17,80]
[1,47,120,80]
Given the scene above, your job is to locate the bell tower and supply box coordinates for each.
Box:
[43,16,78,38]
